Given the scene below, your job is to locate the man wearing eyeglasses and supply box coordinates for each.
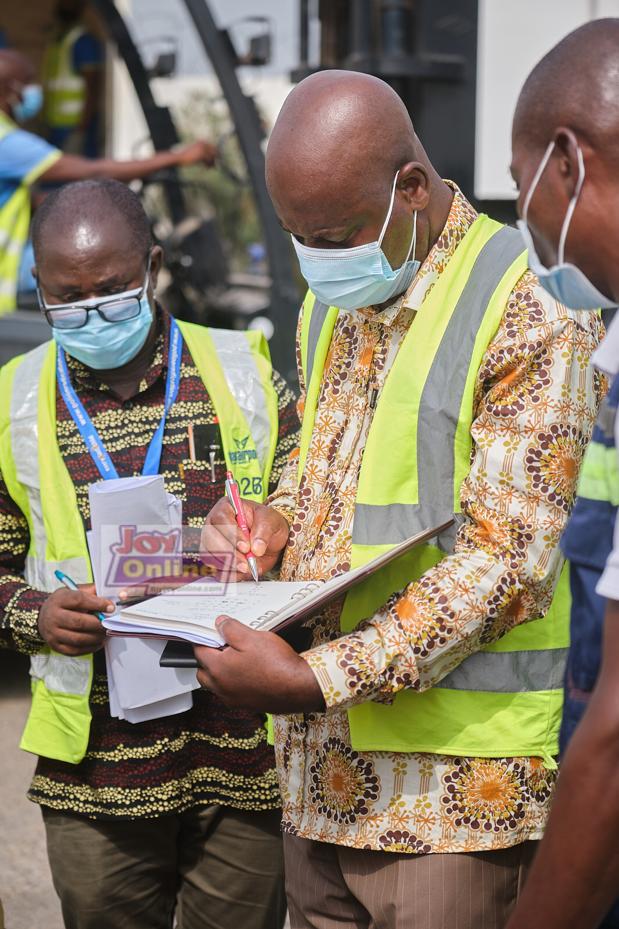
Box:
[0,178,298,929]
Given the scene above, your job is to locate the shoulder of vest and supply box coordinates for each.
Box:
[470,214,526,253]
[178,320,245,347]
[472,213,503,232]
[302,289,337,323]
[177,320,271,362]
[303,290,328,316]
[0,116,16,142]
[175,318,204,341]
[0,340,53,381]
[472,226,589,330]
[63,25,86,46]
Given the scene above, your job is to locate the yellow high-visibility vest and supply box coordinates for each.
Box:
[43,26,87,129]
[0,322,279,763]
[298,215,570,766]
[0,114,60,315]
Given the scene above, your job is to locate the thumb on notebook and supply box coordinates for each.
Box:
[214,614,249,647]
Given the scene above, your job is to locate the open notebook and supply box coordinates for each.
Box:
[103,520,453,649]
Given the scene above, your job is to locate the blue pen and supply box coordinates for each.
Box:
[54,569,108,623]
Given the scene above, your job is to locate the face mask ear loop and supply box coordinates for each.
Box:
[522,141,555,224]
[144,252,153,296]
[378,171,401,247]
[557,145,585,264]
[403,209,418,265]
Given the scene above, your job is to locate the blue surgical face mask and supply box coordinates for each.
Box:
[53,296,154,369]
[12,84,43,122]
[40,271,155,369]
[517,141,615,310]
[292,171,421,311]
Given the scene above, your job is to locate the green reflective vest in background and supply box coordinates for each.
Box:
[43,26,87,129]
[0,115,33,315]
[298,215,570,767]
[0,322,279,764]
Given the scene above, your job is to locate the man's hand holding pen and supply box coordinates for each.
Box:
[195,485,320,713]
[224,473,261,582]
[200,495,290,580]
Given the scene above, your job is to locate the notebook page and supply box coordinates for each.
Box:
[116,580,316,637]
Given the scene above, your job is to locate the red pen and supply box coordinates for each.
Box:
[225,471,259,582]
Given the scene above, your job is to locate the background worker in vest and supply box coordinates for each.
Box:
[0,178,299,929]
[0,49,217,316]
[43,0,103,157]
[196,70,604,929]
[500,19,619,929]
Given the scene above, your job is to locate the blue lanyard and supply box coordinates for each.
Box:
[56,318,183,480]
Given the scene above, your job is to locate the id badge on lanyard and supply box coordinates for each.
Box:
[56,318,183,480]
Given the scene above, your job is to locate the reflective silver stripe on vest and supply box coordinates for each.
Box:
[54,100,84,116]
[0,227,24,258]
[208,329,270,471]
[436,647,569,693]
[30,652,91,696]
[306,298,332,388]
[352,505,462,553]
[10,344,92,699]
[46,79,84,92]
[351,226,525,550]
[597,395,617,440]
[11,343,90,592]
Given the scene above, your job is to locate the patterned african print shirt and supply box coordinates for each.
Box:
[268,184,605,853]
[0,309,299,819]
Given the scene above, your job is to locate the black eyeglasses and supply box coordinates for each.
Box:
[37,264,151,331]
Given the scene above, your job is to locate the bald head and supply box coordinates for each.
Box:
[511,18,619,304]
[267,71,419,199]
[265,71,452,279]
[514,18,619,156]
[32,179,152,266]
[32,180,159,312]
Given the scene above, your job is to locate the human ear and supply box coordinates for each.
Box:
[397,162,430,211]
[148,245,163,293]
[553,128,583,200]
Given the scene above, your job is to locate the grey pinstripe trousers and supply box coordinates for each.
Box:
[284,834,537,929]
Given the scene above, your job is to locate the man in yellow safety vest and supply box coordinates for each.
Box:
[0,49,217,317]
[0,178,298,929]
[197,71,604,928]
[42,0,103,157]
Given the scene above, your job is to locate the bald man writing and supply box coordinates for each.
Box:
[198,71,603,928]
[505,20,619,929]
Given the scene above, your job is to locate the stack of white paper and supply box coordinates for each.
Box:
[89,475,182,598]
[87,475,198,723]
[105,635,199,723]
